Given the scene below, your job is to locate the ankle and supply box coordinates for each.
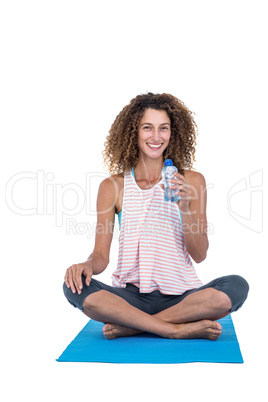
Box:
[160,322,179,339]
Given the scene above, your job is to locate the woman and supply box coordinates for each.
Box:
[63,92,249,340]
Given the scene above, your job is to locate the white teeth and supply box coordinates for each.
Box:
[147,143,162,148]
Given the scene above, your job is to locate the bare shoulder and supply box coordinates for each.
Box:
[111,172,124,188]
[183,170,206,188]
[98,173,124,213]
[99,173,124,192]
[184,171,208,220]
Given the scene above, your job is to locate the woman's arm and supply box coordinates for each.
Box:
[64,176,118,293]
[88,176,118,270]
[171,171,209,263]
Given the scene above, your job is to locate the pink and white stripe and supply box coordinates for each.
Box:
[112,169,203,294]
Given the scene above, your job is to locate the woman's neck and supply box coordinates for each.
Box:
[134,154,164,183]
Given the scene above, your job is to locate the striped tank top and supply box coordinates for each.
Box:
[112,168,203,294]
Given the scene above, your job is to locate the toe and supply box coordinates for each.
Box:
[105,333,113,340]
[215,321,222,331]
[103,323,118,340]
[103,329,114,340]
[103,323,112,333]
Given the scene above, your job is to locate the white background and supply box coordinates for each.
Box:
[1,1,267,401]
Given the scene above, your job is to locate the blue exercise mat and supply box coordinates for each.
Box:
[57,315,243,364]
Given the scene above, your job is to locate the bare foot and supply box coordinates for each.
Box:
[103,319,222,341]
[103,323,143,340]
[171,320,222,340]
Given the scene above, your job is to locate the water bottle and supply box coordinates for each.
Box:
[162,159,180,202]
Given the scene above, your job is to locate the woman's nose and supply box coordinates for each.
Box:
[151,129,161,140]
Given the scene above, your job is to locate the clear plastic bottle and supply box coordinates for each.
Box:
[162,159,180,202]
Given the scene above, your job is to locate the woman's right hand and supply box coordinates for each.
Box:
[64,260,93,295]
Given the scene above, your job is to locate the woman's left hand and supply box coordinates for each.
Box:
[169,172,191,212]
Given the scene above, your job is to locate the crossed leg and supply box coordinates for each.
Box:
[82,287,232,341]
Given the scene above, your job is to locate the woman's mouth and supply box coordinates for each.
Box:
[146,143,163,150]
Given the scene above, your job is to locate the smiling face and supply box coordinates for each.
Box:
[137,108,171,159]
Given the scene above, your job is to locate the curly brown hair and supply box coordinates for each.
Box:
[102,92,198,175]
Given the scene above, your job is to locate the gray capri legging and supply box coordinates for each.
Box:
[63,274,249,315]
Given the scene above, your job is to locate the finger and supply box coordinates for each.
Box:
[67,267,76,294]
[64,270,70,288]
[177,188,191,197]
[177,185,189,192]
[168,178,184,185]
[174,172,185,180]
[178,194,191,201]
[82,265,92,286]
[85,273,92,286]
[173,182,190,190]
[170,182,186,191]
[75,264,84,292]
[73,265,82,295]
[170,182,181,189]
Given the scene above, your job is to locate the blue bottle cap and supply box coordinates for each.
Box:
[164,159,173,166]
